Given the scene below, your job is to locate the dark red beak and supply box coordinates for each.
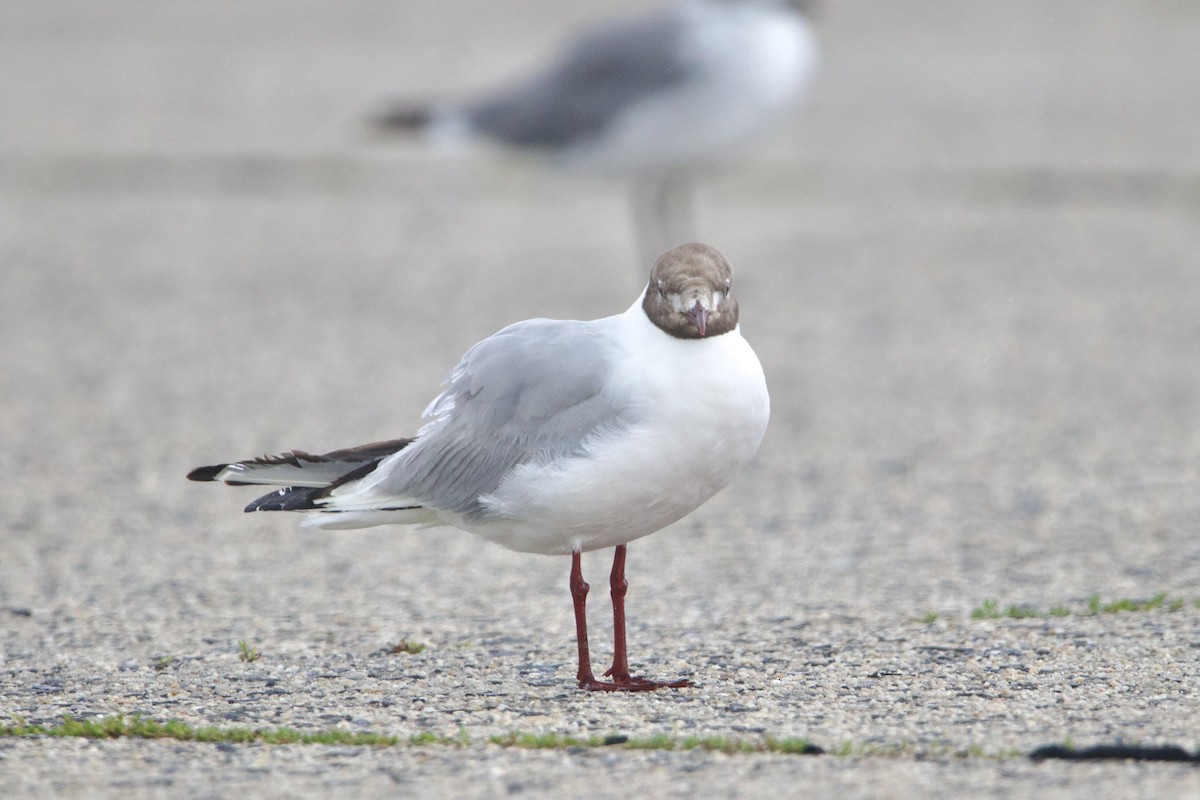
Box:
[684,301,708,336]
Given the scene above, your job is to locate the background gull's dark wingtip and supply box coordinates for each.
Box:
[371,104,433,132]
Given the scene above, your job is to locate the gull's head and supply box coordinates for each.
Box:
[642,243,739,340]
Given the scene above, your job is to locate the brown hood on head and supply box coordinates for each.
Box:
[642,243,739,340]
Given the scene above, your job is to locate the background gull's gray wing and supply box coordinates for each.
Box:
[359,318,631,517]
[463,9,692,149]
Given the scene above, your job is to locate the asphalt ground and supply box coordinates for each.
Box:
[1,1,1199,797]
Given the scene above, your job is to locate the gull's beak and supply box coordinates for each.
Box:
[684,300,708,336]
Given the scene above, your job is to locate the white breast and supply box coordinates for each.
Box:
[462,303,770,555]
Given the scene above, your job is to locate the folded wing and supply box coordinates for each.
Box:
[323,317,630,519]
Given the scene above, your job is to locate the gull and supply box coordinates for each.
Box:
[375,0,817,262]
[188,243,770,691]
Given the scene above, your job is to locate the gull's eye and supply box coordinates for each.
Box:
[724,277,732,292]
[656,280,667,298]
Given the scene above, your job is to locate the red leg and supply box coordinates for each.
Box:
[571,546,689,692]
[605,544,633,682]
[570,551,598,686]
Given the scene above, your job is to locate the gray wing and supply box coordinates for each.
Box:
[464,9,692,149]
[372,318,630,516]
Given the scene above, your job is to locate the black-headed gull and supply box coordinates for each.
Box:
[189,243,770,691]
[375,0,817,261]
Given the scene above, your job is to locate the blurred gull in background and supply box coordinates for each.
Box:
[376,0,817,262]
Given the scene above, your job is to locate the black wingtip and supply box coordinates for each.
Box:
[372,105,432,131]
[244,486,324,513]
[187,464,228,482]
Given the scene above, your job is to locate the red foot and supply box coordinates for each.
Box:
[579,674,691,692]
[570,547,690,693]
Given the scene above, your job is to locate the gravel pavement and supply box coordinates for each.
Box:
[2,1,1199,797]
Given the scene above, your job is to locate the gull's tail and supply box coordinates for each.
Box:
[187,439,415,518]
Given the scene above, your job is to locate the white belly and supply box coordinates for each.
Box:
[455,319,769,555]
